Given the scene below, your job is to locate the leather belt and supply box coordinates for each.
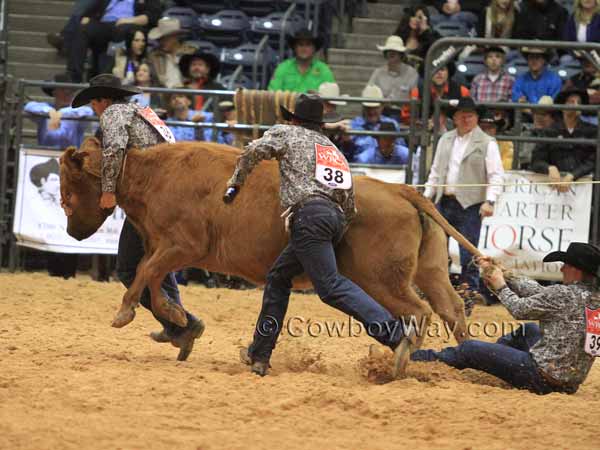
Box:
[291,195,343,215]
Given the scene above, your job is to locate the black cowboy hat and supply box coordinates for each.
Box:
[556,88,590,106]
[280,94,341,124]
[71,74,142,108]
[543,242,600,277]
[483,45,506,55]
[30,158,59,187]
[287,28,323,52]
[43,73,75,97]
[479,109,506,130]
[179,50,221,81]
[446,96,485,117]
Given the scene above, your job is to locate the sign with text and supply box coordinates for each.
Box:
[449,171,592,281]
[13,147,124,254]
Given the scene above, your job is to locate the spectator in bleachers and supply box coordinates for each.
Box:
[317,83,352,156]
[430,1,480,30]
[66,0,161,82]
[354,121,408,165]
[531,88,597,192]
[471,46,515,103]
[340,85,409,164]
[477,0,516,40]
[24,73,94,149]
[563,0,600,43]
[166,93,213,142]
[424,97,504,295]
[129,62,163,110]
[519,95,557,169]
[111,26,148,84]
[479,110,513,170]
[402,62,470,128]
[367,36,419,118]
[564,54,600,103]
[216,101,236,146]
[513,0,568,42]
[179,50,225,112]
[394,6,441,62]
[147,18,195,88]
[268,28,335,93]
[512,47,563,104]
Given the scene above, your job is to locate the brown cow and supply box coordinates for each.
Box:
[59,137,482,346]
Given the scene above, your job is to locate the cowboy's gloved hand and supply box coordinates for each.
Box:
[223,186,239,204]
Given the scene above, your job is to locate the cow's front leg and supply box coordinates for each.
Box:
[111,268,148,328]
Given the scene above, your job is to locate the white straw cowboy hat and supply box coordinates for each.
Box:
[148,17,186,41]
[376,35,407,53]
[318,82,348,106]
[361,85,384,107]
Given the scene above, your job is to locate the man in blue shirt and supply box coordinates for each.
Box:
[24,73,94,149]
[354,122,407,165]
[341,85,409,164]
[512,46,563,104]
[166,93,214,142]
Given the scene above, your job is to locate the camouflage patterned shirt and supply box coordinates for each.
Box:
[100,101,164,193]
[227,124,357,221]
[498,277,600,388]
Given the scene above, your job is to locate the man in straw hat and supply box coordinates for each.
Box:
[147,17,195,88]
[222,94,414,377]
[68,74,205,361]
[66,0,161,82]
[413,242,600,395]
[519,95,556,170]
[268,28,336,93]
[423,97,504,300]
[367,35,418,107]
[512,46,562,104]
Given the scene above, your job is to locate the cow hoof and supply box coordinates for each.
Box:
[162,302,188,328]
[112,307,136,328]
[391,332,415,379]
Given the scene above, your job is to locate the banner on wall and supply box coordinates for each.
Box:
[13,147,124,254]
[449,171,592,281]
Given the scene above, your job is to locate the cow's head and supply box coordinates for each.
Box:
[59,137,114,240]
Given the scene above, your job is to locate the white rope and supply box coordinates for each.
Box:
[409,179,600,189]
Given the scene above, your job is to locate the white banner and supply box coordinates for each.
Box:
[449,171,592,281]
[13,147,124,254]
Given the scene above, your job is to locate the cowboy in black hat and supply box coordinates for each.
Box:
[222,94,414,378]
[179,50,225,112]
[24,73,94,149]
[268,28,335,93]
[412,242,600,394]
[512,46,562,104]
[70,73,205,361]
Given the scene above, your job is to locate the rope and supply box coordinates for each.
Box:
[409,179,600,189]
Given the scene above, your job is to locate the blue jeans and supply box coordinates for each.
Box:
[411,323,573,394]
[437,195,482,291]
[248,198,406,362]
[116,218,197,338]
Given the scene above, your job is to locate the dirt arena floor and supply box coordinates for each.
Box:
[1,272,599,450]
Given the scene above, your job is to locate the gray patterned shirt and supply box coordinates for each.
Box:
[100,101,163,192]
[227,124,357,221]
[498,277,600,388]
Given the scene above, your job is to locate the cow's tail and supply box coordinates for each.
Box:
[397,185,484,258]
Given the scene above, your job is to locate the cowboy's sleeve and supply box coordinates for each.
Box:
[227,125,287,187]
[100,106,130,193]
[496,284,570,320]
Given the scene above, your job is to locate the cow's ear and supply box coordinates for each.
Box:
[61,146,84,171]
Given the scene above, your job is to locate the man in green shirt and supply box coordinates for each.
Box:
[268,28,335,93]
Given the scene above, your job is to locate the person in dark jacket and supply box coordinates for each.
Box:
[394,5,441,62]
[431,0,480,29]
[563,0,600,44]
[531,88,597,192]
[513,0,568,42]
[179,50,225,113]
[66,0,162,82]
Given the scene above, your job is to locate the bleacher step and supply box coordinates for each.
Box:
[329,48,384,67]
[9,31,49,49]
[352,18,398,36]
[342,33,389,51]
[8,14,66,33]
[9,46,65,65]
[8,62,66,81]
[366,3,405,21]
[330,64,374,82]
[9,0,73,17]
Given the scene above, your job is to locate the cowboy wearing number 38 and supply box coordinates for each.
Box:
[223,94,414,377]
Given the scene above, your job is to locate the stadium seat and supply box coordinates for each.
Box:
[163,7,199,33]
[221,42,277,84]
[219,72,254,89]
[183,40,221,57]
[189,1,237,15]
[234,0,280,17]
[250,12,306,48]
[556,60,582,80]
[106,40,125,57]
[506,57,530,77]
[456,60,486,84]
[198,10,251,48]
[433,20,470,37]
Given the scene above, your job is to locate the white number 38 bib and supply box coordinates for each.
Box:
[314,143,352,190]
[584,306,600,357]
